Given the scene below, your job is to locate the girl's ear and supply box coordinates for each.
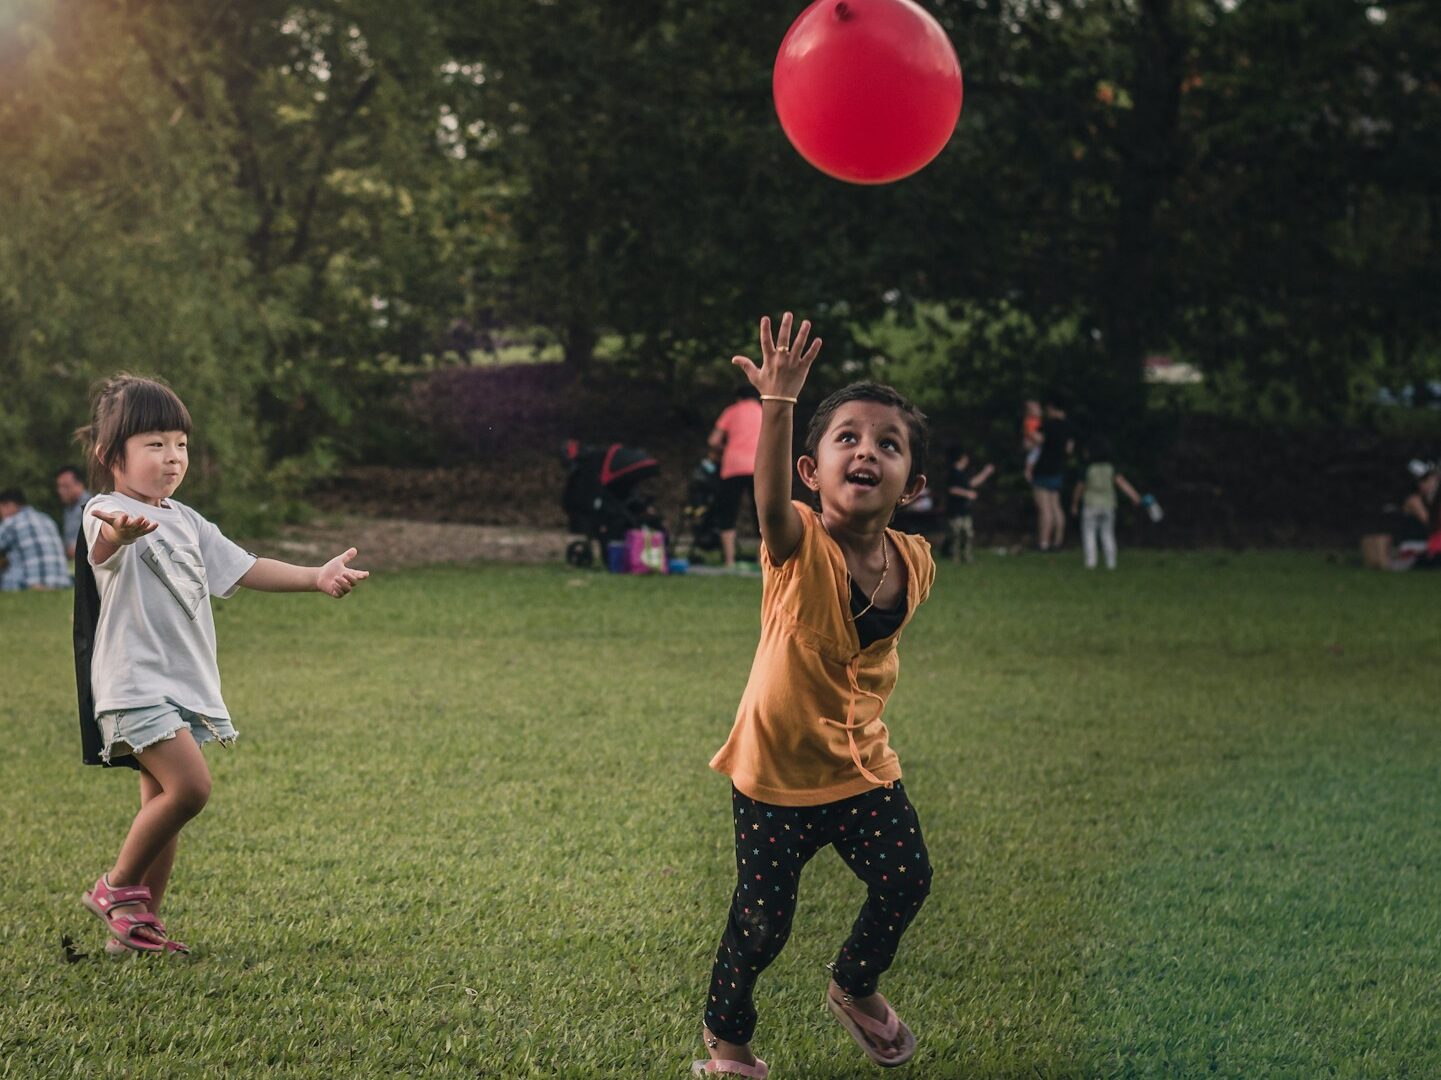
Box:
[796,454,821,491]
[901,473,927,505]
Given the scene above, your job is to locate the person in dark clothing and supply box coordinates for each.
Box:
[1414,470,1441,571]
[1030,400,1075,551]
[942,446,994,564]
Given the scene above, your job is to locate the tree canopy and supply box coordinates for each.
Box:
[3,0,1437,518]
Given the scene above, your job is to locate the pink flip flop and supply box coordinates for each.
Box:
[82,875,166,954]
[690,1058,769,1078]
[826,984,916,1068]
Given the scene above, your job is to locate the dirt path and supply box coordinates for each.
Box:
[246,515,571,570]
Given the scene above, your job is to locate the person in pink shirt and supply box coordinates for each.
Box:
[708,386,764,570]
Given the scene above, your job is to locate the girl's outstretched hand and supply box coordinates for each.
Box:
[90,508,159,545]
[317,548,370,598]
[731,312,821,399]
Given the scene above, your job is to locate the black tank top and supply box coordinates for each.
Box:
[850,579,907,649]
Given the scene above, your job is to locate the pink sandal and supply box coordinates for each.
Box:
[690,1058,769,1078]
[82,875,168,954]
[103,924,189,956]
[826,983,916,1068]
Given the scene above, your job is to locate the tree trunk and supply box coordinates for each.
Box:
[563,318,596,372]
[560,196,596,372]
[1102,0,1187,414]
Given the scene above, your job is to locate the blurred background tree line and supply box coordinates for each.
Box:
[2,0,1438,528]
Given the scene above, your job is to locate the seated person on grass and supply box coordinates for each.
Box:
[0,488,73,591]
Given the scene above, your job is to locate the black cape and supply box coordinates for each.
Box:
[73,526,139,770]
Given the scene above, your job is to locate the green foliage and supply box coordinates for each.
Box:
[1165,0,1441,419]
[0,0,269,525]
[0,0,493,524]
[3,0,1439,518]
[853,300,1094,415]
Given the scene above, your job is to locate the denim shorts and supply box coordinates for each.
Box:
[1032,473,1064,492]
[97,703,238,764]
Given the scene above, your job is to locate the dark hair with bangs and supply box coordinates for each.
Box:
[74,374,192,493]
[803,382,929,482]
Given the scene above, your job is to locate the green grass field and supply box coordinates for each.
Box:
[2,553,1439,1078]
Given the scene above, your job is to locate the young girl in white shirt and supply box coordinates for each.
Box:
[73,373,369,955]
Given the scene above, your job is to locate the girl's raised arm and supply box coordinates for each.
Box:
[731,313,821,565]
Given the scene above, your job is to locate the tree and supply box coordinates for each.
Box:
[0,0,269,520]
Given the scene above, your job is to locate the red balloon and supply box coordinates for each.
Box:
[773,0,963,185]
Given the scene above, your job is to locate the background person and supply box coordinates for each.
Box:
[1030,399,1075,552]
[708,384,764,571]
[56,463,92,559]
[1400,465,1438,544]
[0,488,73,591]
[942,445,994,564]
[1382,463,1439,570]
[1070,438,1143,570]
[1408,467,1441,571]
[1021,399,1043,482]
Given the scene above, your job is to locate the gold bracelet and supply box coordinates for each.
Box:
[760,394,798,404]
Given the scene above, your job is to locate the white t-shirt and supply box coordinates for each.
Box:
[84,492,257,719]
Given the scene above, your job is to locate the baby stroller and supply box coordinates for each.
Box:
[681,454,723,563]
[561,440,664,568]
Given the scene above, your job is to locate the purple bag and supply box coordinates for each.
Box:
[625,528,668,575]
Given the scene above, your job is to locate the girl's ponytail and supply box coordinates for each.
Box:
[72,418,101,492]
[75,374,192,494]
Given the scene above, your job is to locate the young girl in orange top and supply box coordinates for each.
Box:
[694,314,937,1077]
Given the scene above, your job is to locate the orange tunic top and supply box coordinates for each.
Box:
[709,501,936,806]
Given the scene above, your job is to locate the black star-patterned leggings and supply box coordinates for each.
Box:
[704,781,933,1045]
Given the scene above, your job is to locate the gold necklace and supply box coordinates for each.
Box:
[822,518,890,621]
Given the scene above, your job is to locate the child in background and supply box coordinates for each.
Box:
[1021,399,1043,482]
[696,314,937,1076]
[1070,437,1143,570]
[73,374,369,955]
[943,446,994,564]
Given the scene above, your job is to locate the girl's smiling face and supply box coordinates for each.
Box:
[109,430,188,505]
[799,400,926,520]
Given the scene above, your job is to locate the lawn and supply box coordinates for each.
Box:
[1,553,1438,1078]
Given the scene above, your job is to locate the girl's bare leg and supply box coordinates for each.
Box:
[104,735,210,943]
[1049,491,1067,548]
[136,769,180,913]
[1032,487,1050,549]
